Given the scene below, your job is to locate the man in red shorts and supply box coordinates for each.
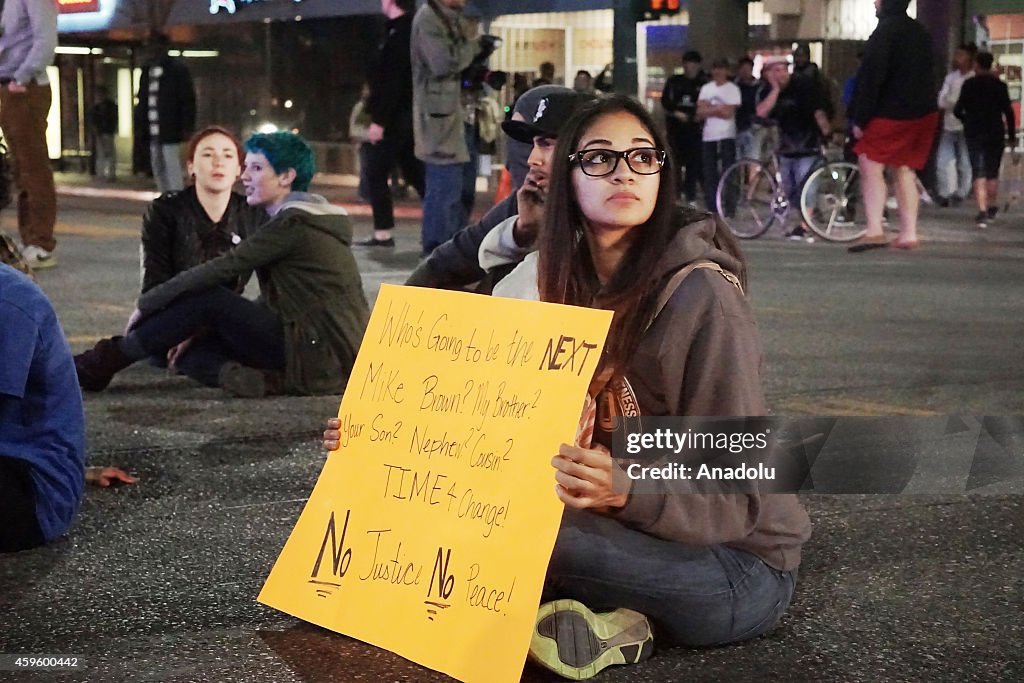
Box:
[847,0,938,252]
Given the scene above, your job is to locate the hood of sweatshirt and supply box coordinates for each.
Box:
[652,207,745,284]
[276,191,353,246]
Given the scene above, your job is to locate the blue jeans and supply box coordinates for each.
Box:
[779,154,818,208]
[936,129,971,199]
[461,123,479,229]
[543,509,797,646]
[422,162,465,255]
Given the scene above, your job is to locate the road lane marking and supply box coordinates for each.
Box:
[774,398,938,416]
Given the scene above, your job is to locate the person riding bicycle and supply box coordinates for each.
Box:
[755,56,832,241]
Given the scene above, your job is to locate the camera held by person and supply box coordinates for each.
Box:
[462,34,502,91]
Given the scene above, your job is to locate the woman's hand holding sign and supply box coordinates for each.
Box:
[552,443,629,511]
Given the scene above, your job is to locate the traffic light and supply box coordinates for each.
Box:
[635,0,682,21]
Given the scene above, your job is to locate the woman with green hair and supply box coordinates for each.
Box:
[75,131,369,397]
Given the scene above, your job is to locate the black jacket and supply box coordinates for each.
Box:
[366,13,415,136]
[954,73,1016,145]
[91,100,117,136]
[849,0,936,127]
[661,72,707,137]
[405,192,519,292]
[134,56,196,144]
[140,187,266,294]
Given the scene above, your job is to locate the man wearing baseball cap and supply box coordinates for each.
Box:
[406,86,595,291]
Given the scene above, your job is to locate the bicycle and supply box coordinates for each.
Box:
[715,148,867,242]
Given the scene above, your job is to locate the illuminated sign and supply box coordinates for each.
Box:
[210,0,306,15]
[57,0,99,14]
[636,0,681,20]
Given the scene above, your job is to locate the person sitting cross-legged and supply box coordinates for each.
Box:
[74,131,369,398]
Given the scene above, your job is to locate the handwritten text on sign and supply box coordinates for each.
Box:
[258,285,612,683]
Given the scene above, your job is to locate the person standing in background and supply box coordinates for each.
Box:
[662,50,707,205]
[697,58,741,214]
[92,86,118,182]
[0,0,58,270]
[954,51,1017,229]
[534,61,556,87]
[134,32,196,194]
[734,56,761,162]
[356,0,425,248]
[935,43,977,207]
[411,0,478,256]
[847,0,937,253]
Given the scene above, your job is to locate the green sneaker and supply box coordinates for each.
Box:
[528,599,654,680]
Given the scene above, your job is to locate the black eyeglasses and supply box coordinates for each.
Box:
[569,147,667,177]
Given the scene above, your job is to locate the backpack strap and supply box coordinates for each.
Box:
[647,259,743,332]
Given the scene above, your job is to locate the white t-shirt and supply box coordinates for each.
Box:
[698,81,741,142]
[938,69,973,132]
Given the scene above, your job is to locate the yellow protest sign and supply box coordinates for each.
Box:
[259,284,612,683]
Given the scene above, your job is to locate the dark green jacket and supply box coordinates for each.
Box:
[137,193,369,396]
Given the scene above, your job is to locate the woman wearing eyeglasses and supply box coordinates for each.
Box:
[495,96,812,679]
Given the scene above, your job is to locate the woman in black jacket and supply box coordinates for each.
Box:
[91,126,266,387]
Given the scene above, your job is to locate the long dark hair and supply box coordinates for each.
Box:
[537,95,745,378]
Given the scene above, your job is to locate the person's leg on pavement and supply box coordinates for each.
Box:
[892,164,920,243]
[735,128,753,162]
[1,82,58,264]
[681,128,703,204]
[701,141,720,212]
[720,139,736,212]
[459,123,479,228]
[954,131,972,201]
[397,136,425,199]
[858,154,887,237]
[935,131,955,202]
[421,162,463,256]
[162,143,185,192]
[76,287,285,391]
[536,509,794,664]
[100,134,117,180]
[359,137,399,246]
[849,153,890,251]
[0,456,46,553]
[150,141,168,193]
[983,140,1003,220]
[966,137,988,227]
[169,336,233,387]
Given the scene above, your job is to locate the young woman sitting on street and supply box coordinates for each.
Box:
[324,96,811,678]
[513,95,811,679]
[75,131,369,397]
[116,126,266,386]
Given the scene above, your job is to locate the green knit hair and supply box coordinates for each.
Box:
[244,131,316,192]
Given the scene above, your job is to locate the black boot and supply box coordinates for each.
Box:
[75,337,133,391]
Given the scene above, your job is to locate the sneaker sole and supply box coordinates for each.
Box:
[26,257,57,270]
[529,600,653,680]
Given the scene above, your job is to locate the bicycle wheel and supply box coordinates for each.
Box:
[716,159,778,239]
[800,161,867,242]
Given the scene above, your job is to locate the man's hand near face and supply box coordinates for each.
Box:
[514,168,546,247]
